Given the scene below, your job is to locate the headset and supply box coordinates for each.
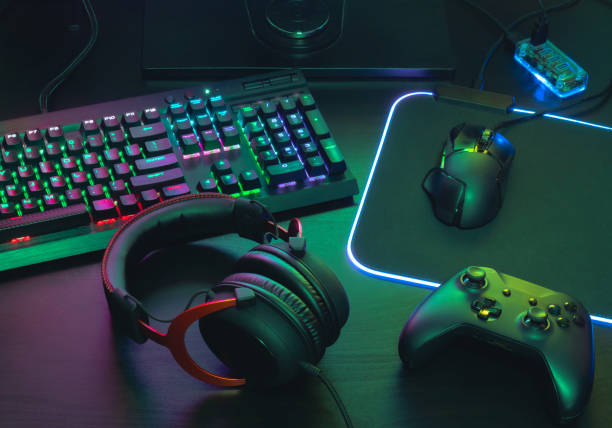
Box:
[102,193,349,388]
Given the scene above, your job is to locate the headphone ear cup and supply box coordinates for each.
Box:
[198,273,322,387]
[234,241,349,346]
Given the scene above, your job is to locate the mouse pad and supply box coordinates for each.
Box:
[348,92,612,323]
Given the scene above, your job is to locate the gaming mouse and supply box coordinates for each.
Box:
[422,123,515,229]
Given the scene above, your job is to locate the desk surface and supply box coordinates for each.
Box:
[1,1,611,427]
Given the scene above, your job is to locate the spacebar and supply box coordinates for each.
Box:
[0,203,91,242]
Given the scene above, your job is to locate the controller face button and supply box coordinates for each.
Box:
[502,288,511,297]
[522,307,551,329]
[572,313,585,327]
[528,297,538,306]
[564,301,577,312]
[548,304,561,315]
[556,316,571,328]
[461,266,487,289]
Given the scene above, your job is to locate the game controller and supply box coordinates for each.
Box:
[398,266,594,423]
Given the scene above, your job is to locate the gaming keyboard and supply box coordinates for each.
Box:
[0,70,358,271]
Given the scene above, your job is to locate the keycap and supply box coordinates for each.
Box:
[258,150,278,167]
[174,118,192,135]
[5,184,24,201]
[119,193,139,215]
[168,103,187,121]
[17,165,35,180]
[59,157,78,174]
[129,167,184,192]
[123,143,142,163]
[215,110,233,126]
[42,193,62,210]
[80,119,99,136]
[49,175,67,192]
[0,202,17,219]
[142,107,161,123]
[239,106,258,124]
[197,177,218,192]
[180,133,200,156]
[92,198,118,222]
[122,111,140,128]
[20,198,40,214]
[140,188,160,208]
[107,130,126,147]
[81,152,100,170]
[219,173,240,194]
[266,161,306,186]
[27,180,45,196]
[0,169,13,185]
[93,166,111,184]
[221,125,240,147]
[305,109,330,139]
[272,131,292,149]
[280,97,297,113]
[23,147,42,164]
[0,202,91,241]
[44,142,62,159]
[70,171,89,189]
[103,147,122,164]
[299,141,318,157]
[2,133,21,149]
[319,138,346,175]
[258,100,277,118]
[87,184,106,200]
[251,135,271,154]
[212,159,232,176]
[64,188,84,205]
[135,153,178,174]
[286,112,303,128]
[145,138,173,156]
[266,117,284,133]
[2,149,19,167]
[24,128,44,147]
[297,93,316,110]
[246,121,265,139]
[45,126,65,142]
[113,162,132,180]
[188,98,206,115]
[162,183,190,199]
[109,179,128,197]
[102,115,121,131]
[306,155,327,176]
[239,170,260,191]
[292,127,311,144]
[194,113,213,131]
[207,95,225,111]
[128,122,166,142]
[86,134,105,153]
[279,146,298,162]
[66,137,85,155]
[201,130,220,152]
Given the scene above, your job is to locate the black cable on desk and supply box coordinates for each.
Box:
[300,362,354,428]
[38,0,98,113]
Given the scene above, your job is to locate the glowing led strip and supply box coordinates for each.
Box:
[346,91,612,327]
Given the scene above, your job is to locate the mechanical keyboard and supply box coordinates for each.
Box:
[0,70,358,271]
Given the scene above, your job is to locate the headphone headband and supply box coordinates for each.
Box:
[102,193,287,343]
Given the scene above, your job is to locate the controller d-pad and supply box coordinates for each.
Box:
[471,297,501,321]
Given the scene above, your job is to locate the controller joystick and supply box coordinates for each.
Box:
[460,266,487,289]
[398,267,594,423]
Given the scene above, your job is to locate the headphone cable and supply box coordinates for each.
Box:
[300,362,354,428]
